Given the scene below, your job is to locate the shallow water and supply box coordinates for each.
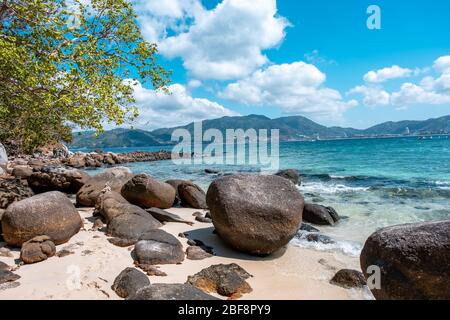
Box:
[79,137,450,255]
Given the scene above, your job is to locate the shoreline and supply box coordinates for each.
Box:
[0,207,371,300]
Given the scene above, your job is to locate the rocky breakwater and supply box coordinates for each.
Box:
[206,174,305,255]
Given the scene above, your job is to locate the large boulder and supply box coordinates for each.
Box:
[275,169,300,185]
[107,211,162,243]
[27,166,89,194]
[165,179,186,205]
[111,267,150,298]
[20,235,56,264]
[206,174,304,255]
[302,203,340,226]
[1,191,82,246]
[178,182,208,209]
[121,174,175,209]
[127,283,219,300]
[0,178,34,209]
[76,167,133,207]
[360,220,450,300]
[134,229,184,265]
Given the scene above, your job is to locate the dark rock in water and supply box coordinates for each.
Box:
[205,169,219,174]
[186,246,213,260]
[127,283,219,300]
[95,190,152,224]
[0,178,34,209]
[299,223,320,233]
[107,237,136,247]
[330,269,366,289]
[178,182,208,209]
[111,267,150,298]
[107,211,162,243]
[0,269,20,285]
[76,167,134,207]
[275,169,301,185]
[121,174,176,209]
[2,191,82,246]
[146,207,193,225]
[186,263,252,298]
[206,174,304,255]
[305,233,335,244]
[134,229,184,265]
[20,235,56,264]
[303,203,340,226]
[360,220,450,300]
[27,166,89,194]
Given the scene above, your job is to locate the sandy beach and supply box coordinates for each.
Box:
[0,206,371,300]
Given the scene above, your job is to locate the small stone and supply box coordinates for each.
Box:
[56,249,74,258]
[195,216,212,223]
[136,264,168,277]
[330,269,366,289]
[186,246,213,260]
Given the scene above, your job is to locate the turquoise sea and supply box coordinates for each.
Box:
[78,136,450,256]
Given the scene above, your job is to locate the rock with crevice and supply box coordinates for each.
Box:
[20,235,56,264]
[178,182,208,209]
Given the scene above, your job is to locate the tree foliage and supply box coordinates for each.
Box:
[0,0,170,152]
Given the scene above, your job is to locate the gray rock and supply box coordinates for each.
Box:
[330,269,366,289]
[275,169,300,185]
[134,229,184,265]
[146,207,193,225]
[299,223,320,233]
[107,211,162,243]
[111,267,150,298]
[12,165,33,179]
[303,203,340,226]
[206,174,304,255]
[127,283,219,300]
[121,174,176,209]
[0,270,20,285]
[20,235,56,264]
[187,263,252,298]
[360,220,450,300]
[186,246,213,260]
[2,191,82,246]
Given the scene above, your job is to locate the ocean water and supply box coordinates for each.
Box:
[82,137,450,256]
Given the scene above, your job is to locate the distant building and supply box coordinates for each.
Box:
[404,127,410,135]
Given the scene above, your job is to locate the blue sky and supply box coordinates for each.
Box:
[128,0,450,129]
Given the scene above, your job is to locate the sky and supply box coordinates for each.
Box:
[125,0,450,130]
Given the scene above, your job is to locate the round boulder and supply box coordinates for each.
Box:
[1,191,83,247]
[121,174,175,209]
[112,267,150,298]
[20,235,56,264]
[360,220,450,300]
[206,174,304,255]
[303,203,340,226]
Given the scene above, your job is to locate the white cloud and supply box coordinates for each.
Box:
[348,85,390,106]
[220,61,357,119]
[433,55,450,73]
[363,65,413,83]
[134,0,289,80]
[126,81,237,129]
[391,83,450,106]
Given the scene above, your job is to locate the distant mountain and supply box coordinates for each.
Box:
[69,114,450,149]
